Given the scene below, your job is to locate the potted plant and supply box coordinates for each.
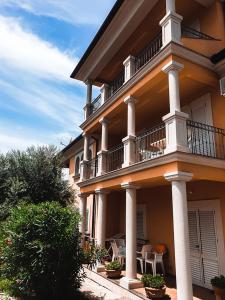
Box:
[105,261,122,279]
[141,274,166,299]
[211,275,225,300]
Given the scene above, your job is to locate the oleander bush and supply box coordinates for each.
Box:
[0,202,84,300]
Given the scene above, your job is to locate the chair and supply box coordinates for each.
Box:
[145,252,165,276]
[136,244,152,274]
[111,241,126,267]
[115,239,125,248]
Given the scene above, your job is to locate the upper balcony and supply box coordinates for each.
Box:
[88,25,219,119]
[71,0,225,128]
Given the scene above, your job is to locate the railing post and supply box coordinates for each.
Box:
[162,60,189,154]
[123,55,136,83]
[100,84,109,105]
[97,117,108,176]
[123,95,137,167]
[159,0,183,47]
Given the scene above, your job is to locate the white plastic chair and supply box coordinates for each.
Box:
[111,241,126,267]
[145,252,165,276]
[136,244,152,274]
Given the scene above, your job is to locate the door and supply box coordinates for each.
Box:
[188,207,220,288]
[187,94,215,156]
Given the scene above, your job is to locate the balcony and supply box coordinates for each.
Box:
[85,121,225,180]
[88,25,217,118]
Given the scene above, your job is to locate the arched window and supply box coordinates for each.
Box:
[75,156,80,175]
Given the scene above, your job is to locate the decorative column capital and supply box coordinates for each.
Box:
[124,95,137,105]
[95,188,110,195]
[162,60,184,74]
[78,192,89,198]
[121,182,140,189]
[164,171,193,182]
[99,116,109,125]
[82,131,90,138]
[85,79,92,85]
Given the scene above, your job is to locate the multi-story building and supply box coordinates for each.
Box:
[62,0,225,299]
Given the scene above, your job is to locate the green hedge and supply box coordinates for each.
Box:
[0,202,84,299]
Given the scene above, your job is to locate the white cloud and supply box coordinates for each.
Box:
[0,15,78,82]
[0,0,115,26]
[0,131,45,154]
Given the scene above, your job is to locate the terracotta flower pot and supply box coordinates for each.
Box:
[213,286,225,300]
[105,269,121,279]
[145,285,166,299]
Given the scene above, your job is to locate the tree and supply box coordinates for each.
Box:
[0,146,74,220]
[0,202,84,299]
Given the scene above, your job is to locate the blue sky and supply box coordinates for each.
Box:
[0,0,115,153]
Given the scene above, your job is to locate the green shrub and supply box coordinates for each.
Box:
[0,202,84,299]
[141,274,165,289]
[211,275,225,289]
[105,261,121,271]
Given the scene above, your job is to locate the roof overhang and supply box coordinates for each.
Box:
[71,0,159,83]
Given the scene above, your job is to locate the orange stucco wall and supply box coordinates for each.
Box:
[183,1,225,58]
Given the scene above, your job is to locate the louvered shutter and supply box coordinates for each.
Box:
[188,210,202,285]
[199,210,219,288]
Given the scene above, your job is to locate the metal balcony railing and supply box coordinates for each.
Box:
[86,157,98,179]
[187,120,225,160]
[136,123,166,163]
[181,25,218,40]
[135,32,162,72]
[90,94,101,115]
[108,71,125,98]
[106,144,124,172]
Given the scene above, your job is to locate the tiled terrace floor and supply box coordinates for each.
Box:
[99,270,215,300]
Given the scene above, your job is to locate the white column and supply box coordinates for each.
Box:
[80,133,90,181]
[120,183,142,290]
[100,84,109,105]
[123,55,136,83]
[97,117,108,176]
[164,171,193,300]
[162,60,183,113]
[122,95,137,167]
[166,0,175,13]
[84,79,92,120]
[95,189,108,247]
[78,193,87,246]
[160,0,183,47]
[162,60,189,153]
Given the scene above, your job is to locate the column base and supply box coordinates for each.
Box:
[164,144,190,154]
[120,277,143,290]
